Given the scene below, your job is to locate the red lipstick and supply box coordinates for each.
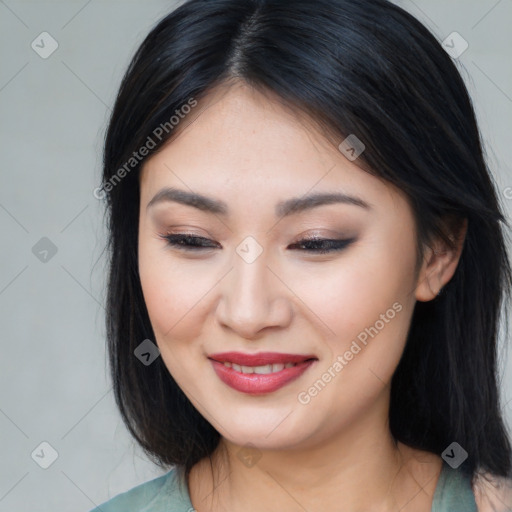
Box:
[208,351,317,395]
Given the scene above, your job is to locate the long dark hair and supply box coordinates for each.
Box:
[100,0,512,489]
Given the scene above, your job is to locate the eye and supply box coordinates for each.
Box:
[160,233,218,251]
[289,237,356,254]
[160,233,355,255]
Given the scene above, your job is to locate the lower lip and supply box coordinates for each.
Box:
[209,359,316,395]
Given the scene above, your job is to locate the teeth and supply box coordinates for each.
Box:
[223,362,298,373]
[253,364,273,374]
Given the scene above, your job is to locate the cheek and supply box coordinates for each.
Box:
[288,245,416,338]
[286,233,418,387]
[138,239,204,344]
[138,252,213,388]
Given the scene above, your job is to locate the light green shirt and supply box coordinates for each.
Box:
[89,463,477,511]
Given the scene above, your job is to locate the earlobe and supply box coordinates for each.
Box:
[414,219,468,302]
[415,247,444,302]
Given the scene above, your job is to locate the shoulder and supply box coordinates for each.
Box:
[473,471,512,512]
[88,467,191,512]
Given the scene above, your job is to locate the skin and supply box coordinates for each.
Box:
[138,80,467,511]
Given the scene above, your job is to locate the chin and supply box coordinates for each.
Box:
[212,411,314,449]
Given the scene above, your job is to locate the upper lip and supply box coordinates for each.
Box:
[208,351,317,366]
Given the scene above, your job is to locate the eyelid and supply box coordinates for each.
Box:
[158,231,356,255]
[158,229,349,243]
[294,231,342,241]
[158,232,216,244]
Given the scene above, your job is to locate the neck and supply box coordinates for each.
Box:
[188,395,442,512]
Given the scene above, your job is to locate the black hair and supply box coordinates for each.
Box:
[100,0,512,491]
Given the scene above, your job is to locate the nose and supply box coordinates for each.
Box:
[215,252,293,339]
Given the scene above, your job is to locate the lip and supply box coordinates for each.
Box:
[208,352,317,395]
[208,351,317,366]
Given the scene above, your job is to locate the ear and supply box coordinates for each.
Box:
[415,218,468,302]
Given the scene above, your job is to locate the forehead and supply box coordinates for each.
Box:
[139,82,406,216]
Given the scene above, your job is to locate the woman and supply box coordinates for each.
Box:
[91,0,512,510]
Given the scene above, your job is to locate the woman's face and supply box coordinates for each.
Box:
[138,82,431,450]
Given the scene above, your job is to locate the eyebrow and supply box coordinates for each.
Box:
[146,186,372,217]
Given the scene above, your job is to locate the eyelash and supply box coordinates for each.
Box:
[159,233,355,255]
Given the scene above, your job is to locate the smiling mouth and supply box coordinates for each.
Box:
[208,351,317,366]
[208,353,318,394]
[219,360,315,374]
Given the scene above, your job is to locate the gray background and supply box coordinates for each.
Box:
[0,1,511,510]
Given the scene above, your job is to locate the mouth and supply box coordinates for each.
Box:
[208,351,318,394]
[208,351,317,366]
[216,360,306,374]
